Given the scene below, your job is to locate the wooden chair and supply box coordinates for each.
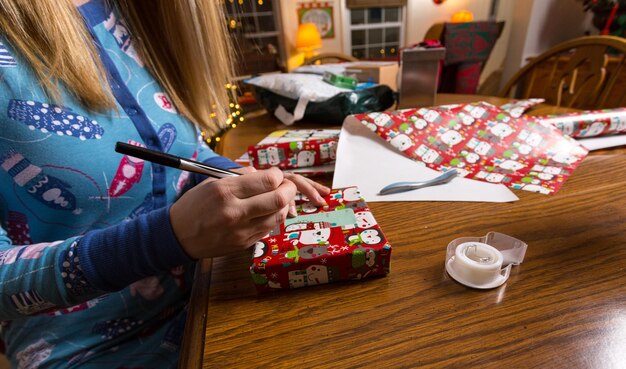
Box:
[499,35,626,109]
[303,52,358,65]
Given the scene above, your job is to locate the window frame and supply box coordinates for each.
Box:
[342,4,406,60]
[223,0,287,76]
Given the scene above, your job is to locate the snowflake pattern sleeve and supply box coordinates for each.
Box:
[0,228,101,320]
[59,240,95,297]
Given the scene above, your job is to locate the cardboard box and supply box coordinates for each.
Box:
[346,62,399,91]
[250,186,392,292]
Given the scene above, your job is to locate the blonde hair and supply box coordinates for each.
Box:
[0,0,233,135]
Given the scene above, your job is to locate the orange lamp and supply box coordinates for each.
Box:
[451,10,474,23]
[296,23,322,59]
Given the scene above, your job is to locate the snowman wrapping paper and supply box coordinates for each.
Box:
[354,101,589,195]
[250,186,391,292]
[537,107,626,139]
[247,129,340,170]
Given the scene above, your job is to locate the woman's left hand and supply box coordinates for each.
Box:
[231,167,330,216]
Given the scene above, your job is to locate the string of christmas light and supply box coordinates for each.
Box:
[227,0,265,6]
[203,82,245,150]
[206,0,270,148]
[227,0,267,29]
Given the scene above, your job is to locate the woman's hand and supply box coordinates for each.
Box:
[282,172,330,213]
[170,166,331,259]
[170,167,296,259]
[233,168,331,215]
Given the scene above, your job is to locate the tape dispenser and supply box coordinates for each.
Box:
[445,232,527,289]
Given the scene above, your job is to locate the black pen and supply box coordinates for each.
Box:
[115,141,240,179]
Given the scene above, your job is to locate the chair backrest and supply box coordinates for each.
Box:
[424,21,505,94]
[304,52,359,65]
[499,35,626,109]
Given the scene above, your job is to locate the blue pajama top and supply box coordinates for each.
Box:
[0,1,238,368]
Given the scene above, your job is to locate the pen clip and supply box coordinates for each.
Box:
[114,141,239,179]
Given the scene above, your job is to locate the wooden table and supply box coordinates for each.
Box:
[180,95,626,369]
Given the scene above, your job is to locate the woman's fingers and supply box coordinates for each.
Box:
[244,205,291,244]
[302,175,331,196]
[287,199,297,217]
[283,173,330,206]
[226,167,284,199]
[231,166,256,175]
[238,178,297,219]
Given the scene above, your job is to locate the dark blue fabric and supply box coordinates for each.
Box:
[205,155,241,170]
[191,156,242,184]
[78,206,192,291]
[78,0,111,28]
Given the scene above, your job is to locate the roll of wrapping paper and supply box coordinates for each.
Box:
[500,98,545,118]
[537,108,626,138]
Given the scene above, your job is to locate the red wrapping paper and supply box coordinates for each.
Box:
[354,101,588,194]
[250,187,391,292]
[247,129,340,170]
[536,108,626,138]
[499,98,545,118]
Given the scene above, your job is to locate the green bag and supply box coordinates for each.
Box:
[250,84,395,125]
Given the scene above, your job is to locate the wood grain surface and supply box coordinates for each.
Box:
[180,95,626,369]
[179,258,213,369]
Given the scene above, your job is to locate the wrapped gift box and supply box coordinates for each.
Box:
[250,186,392,292]
[247,129,340,170]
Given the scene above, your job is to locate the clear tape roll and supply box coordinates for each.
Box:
[445,232,527,289]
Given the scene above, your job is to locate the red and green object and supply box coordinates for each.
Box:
[250,187,392,292]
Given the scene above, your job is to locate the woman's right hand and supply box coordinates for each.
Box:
[169,167,296,259]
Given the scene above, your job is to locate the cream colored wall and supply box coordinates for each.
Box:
[522,0,594,60]
[499,0,536,90]
[500,0,594,90]
[404,0,492,46]
[280,0,345,69]
[479,0,513,86]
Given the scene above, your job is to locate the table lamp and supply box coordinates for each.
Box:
[451,10,474,23]
[296,23,322,60]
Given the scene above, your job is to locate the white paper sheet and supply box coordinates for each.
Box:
[577,135,626,151]
[284,163,335,174]
[332,116,519,203]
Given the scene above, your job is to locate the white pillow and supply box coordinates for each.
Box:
[292,64,348,76]
[246,73,351,102]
